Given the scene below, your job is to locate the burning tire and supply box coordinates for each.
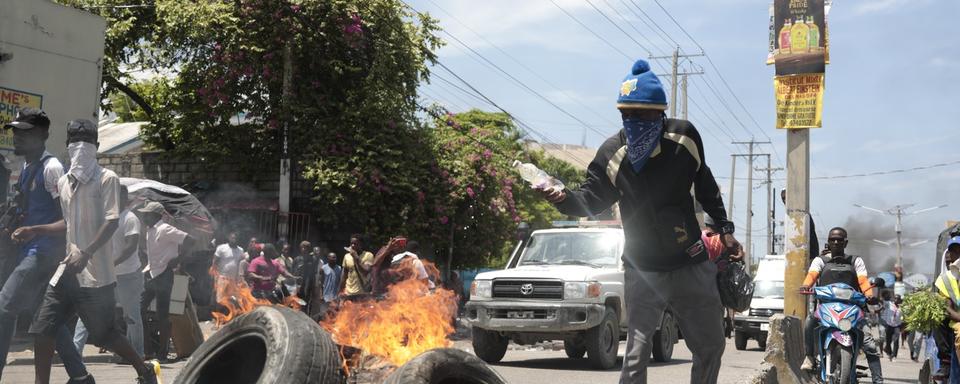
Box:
[175,306,344,384]
[383,348,507,384]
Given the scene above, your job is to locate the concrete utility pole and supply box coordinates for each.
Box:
[650,47,704,119]
[681,75,689,120]
[756,155,783,256]
[278,44,293,241]
[783,129,810,319]
[732,140,771,269]
[854,203,947,274]
[727,155,737,220]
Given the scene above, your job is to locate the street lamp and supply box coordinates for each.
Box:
[853,203,947,273]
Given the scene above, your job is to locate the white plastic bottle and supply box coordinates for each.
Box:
[512,160,565,191]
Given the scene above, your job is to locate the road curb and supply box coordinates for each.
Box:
[746,315,816,384]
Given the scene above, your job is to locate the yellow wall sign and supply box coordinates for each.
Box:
[0,87,44,150]
[774,74,823,129]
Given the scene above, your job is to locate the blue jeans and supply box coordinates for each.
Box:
[74,271,144,357]
[0,247,87,379]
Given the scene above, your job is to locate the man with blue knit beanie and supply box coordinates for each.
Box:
[541,59,741,383]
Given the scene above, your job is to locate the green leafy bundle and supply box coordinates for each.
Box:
[902,289,948,333]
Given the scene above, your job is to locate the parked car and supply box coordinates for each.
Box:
[465,222,679,369]
[734,255,785,350]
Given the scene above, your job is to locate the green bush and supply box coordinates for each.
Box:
[902,288,948,333]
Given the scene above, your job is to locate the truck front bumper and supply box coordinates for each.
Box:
[465,301,605,332]
[734,315,771,338]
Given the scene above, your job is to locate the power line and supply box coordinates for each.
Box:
[547,0,634,61]
[430,23,614,141]
[624,0,680,48]
[650,0,785,168]
[714,158,960,181]
[432,63,589,168]
[421,0,620,127]
[583,0,653,56]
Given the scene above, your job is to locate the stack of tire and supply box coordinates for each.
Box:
[174,306,506,384]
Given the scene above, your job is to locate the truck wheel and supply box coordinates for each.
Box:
[586,308,619,370]
[734,330,748,351]
[383,348,506,384]
[471,327,508,364]
[564,339,586,359]
[652,312,676,363]
[757,335,767,351]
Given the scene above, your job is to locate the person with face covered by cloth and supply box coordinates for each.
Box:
[799,227,883,383]
[539,59,742,384]
[26,119,158,384]
[1,110,92,383]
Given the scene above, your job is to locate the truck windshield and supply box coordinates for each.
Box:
[518,232,621,267]
[754,280,784,299]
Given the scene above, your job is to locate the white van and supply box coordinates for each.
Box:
[733,255,785,350]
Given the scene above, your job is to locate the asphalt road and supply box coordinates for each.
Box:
[2,331,927,383]
[456,338,925,384]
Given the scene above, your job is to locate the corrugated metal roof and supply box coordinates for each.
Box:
[97,121,146,155]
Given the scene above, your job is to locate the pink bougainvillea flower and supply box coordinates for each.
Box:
[439,216,449,224]
[466,187,475,198]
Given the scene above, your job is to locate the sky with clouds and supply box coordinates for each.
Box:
[410,0,960,276]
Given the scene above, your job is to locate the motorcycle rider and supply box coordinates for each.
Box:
[799,227,883,383]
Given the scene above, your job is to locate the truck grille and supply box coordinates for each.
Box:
[492,280,563,299]
[490,308,556,320]
[750,308,783,318]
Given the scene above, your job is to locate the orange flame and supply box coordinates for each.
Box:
[321,259,458,369]
[211,266,302,327]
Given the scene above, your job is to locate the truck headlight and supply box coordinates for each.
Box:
[471,280,492,298]
[565,281,601,299]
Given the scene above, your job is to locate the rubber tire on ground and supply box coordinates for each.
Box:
[564,339,586,359]
[586,308,619,370]
[175,305,344,384]
[471,327,508,364]
[652,312,676,363]
[757,336,767,351]
[383,348,507,384]
[734,331,748,351]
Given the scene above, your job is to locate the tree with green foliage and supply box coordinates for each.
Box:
[61,0,585,269]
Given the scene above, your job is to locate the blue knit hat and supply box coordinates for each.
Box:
[617,59,668,110]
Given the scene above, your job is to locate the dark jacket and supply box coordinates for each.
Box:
[556,118,733,272]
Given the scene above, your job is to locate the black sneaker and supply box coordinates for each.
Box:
[66,374,96,384]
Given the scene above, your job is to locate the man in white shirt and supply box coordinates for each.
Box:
[27,119,156,384]
[3,109,90,383]
[213,231,244,303]
[214,231,244,282]
[139,201,192,363]
[73,184,144,358]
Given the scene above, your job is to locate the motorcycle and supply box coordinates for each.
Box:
[808,283,868,384]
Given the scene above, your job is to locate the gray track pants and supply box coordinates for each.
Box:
[620,261,725,384]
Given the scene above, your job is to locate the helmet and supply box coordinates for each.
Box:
[949,236,960,248]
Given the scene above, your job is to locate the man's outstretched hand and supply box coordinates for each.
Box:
[538,187,566,204]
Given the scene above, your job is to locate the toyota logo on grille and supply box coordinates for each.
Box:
[520,283,535,295]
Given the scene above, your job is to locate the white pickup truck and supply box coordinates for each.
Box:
[465,223,679,370]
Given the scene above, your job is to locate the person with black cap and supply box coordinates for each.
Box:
[25,119,158,384]
[539,59,741,383]
[1,109,92,383]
